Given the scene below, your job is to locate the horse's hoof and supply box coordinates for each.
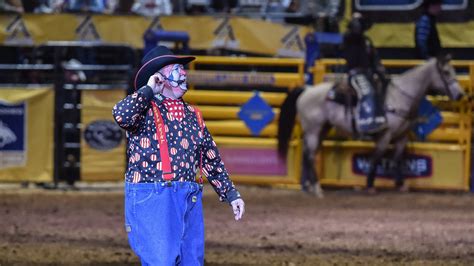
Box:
[301,184,312,194]
[302,184,324,198]
[366,187,377,195]
[315,184,324,198]
[398,184,409,193]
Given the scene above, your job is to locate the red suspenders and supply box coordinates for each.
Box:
[151,101,174,181]
[151,101,204,184]
[194,106,204,184]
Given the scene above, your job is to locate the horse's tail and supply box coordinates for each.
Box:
[278,87,304,158]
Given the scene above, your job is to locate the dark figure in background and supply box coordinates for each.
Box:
[415,0,442,59]
[343,12,387,135]
[211,0,237,13]
[284,0,315,26]
[115,0,134,14]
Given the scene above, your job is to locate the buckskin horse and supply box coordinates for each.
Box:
[278,55,464,197]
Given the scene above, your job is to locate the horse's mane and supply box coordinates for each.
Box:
[391,58,436,87]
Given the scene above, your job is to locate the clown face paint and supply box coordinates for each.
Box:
[159,64,187,99]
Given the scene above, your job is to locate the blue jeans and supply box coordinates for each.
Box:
[124,181,204,266]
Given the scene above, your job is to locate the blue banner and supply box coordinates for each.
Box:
[413,98,443,141]
[356,0,466,10]
[0,101,25,151]
[0,101,26,168]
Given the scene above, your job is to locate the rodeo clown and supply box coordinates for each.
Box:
[112,46,245,265]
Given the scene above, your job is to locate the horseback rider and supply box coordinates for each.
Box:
[343,12,387,134]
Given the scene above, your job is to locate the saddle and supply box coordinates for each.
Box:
[327,81,358,107]
[326,82,359,136]
[327,79,388,136]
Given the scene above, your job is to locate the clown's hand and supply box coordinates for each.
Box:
[230,198,245,221]
[147,73,164,95]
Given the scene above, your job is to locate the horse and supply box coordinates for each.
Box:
[278,55,464,197]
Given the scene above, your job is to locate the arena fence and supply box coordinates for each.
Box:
[0,43,136,185]
[312,59,474,191]
[184,56,305,185]
[52,43,136,185]
[1,51,473,191]
[187,56,305,91]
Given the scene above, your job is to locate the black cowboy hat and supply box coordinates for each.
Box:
[347,12,372,34]
[134,45,195,90]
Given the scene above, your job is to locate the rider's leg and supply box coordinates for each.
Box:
[350,72,386,134]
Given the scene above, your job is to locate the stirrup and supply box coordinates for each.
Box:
[365,123,387,134]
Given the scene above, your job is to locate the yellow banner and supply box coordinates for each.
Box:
[160,16,221,50]
[0,14,310,56]
[2,13,473,55]
[81,89,126,181]
[367,22,474,48]
[231,17,310,57]
[0,87,54,182]
[320,142,468,191]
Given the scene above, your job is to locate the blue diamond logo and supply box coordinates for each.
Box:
[238,91,275,136]
[413,97,443,140]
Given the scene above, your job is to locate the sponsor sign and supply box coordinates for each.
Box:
[76,15,101,42]
[277,26,305,58]
[83,120,123,151]
[352,153,432,178]
[212,17,239,49]
[4,15,33,45]
[238,91,275,136]
[0,101,26,169]
[219,148,287,176]
[187,71,276,87]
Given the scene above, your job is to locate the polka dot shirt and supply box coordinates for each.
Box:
[112,86,240,203]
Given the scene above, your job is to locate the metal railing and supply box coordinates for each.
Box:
[0,42,137,186]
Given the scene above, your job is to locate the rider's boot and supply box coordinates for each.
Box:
[365,116,387,134]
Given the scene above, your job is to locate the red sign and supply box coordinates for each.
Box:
[219,148,287,176]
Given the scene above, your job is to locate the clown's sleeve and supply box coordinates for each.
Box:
[112,85,154,132]
[200,124,241,204]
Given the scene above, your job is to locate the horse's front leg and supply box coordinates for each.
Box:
[302,132,324,198]
[367,132,391,193]
[392,135,409,192]
[301,145,314,191]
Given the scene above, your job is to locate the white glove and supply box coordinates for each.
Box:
[147,73,165,95]
[230,198,245,221]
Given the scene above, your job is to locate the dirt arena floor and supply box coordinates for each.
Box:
[0,184,473,266]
